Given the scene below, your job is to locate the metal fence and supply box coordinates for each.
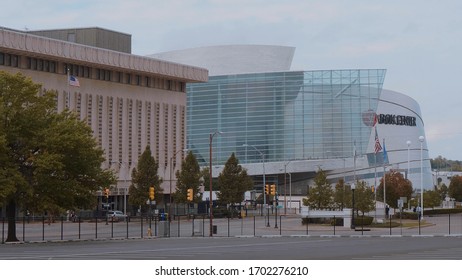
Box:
[2,212,462,243]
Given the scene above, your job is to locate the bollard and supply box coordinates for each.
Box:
[95,216,98,239]
[126,216,129,239]
[279,216,282,235]
[22,216,25,242]
[448,213,451,235]
[333,216,336,235]
[61,216,64,240]
[41,216,45,241]
[254,216,256,236]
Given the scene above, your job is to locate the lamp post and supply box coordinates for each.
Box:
[407,140,411,211]
[351,183,356,229]
[209,131,222,236]
[281,166,292,215]
[111,161,128,215]
[419,136,424,220]
[169,149,188,221]
[406,140,411,179]
[287,172,292,214]
[283,160,294,215]
[243,144,268,227]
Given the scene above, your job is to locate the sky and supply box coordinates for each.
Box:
[3,0,462,160]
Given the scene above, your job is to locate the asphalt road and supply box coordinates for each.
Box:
[1,236,461,260]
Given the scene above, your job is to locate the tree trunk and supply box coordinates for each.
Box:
[6,199,19,242]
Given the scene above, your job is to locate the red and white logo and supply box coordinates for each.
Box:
[362,109,377,127]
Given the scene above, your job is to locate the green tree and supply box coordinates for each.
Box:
[423,190,442,209]
[448,175,462,201]
[217,153,254,208]
[173,151,202,203]
[353,181,375,215]
[200,166,219,193]
[377,170,413,208]
[437,183,449,200]
[303,169,334,209]
[0,71,115,242]
[333,178,350,210]
[128,145,163,213]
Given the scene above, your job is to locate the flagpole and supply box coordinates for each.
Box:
[353,141,357,182]
[374,153,377,220]
[383,138,386,217]
[373,125,380,221]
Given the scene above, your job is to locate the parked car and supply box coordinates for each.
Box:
[107,210,127,222]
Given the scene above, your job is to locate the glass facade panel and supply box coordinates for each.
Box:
[187,69,386,166]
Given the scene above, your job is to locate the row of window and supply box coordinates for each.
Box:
[0,51,186,93]
[0,53,19,67]
[64,91,185,168]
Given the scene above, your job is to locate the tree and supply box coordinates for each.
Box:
[437,183,449,200]
[173,151,202,203]
[377,170,413,209]
[423,190,442,209]
[430,156,462,172]
[333,178,350,210]
[128,145,163,213]
[303,169,334,209]
[0,71,115,242]
[217,153,254,208]
[448,175,462,201]
[353,181,375,215]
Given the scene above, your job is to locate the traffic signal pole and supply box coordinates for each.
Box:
[148,186,155,236]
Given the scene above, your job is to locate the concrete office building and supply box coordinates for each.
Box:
[150,45,433,206]
[0,27,208,214]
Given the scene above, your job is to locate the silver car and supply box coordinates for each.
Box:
[107,210,127,222]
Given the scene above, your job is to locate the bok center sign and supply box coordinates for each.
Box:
[377,114,416,126]
[361,110,417,127]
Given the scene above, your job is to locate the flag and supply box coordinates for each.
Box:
[69,75,80,87]
[374,127,382,154]
[382,138,389,164]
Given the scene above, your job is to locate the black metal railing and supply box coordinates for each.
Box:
[2,212,462,243]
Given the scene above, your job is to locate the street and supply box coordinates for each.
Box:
[1,235,461,260]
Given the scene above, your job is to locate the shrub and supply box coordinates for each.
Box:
[213,207,239,218]
[353,215,373,226]
[330,217,344,226]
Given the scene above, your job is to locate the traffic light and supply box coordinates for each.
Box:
[371,186,375,193]
[187,188,194,201]
[264,184,270,194]
[270,184,276,196]
[104,188,109,198]
[149,186,155,200]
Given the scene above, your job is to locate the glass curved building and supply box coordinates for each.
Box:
[150,45,432,199]
[188,69,385,165]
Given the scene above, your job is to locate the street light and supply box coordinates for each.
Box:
[111,161,128,215]
[406,141,411,180]
[243,144,268,227]
[169,149,188,221]
[351,183,356,229]
[419,135,424,220]
[283,160,294,215]
[209,131,222,236]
